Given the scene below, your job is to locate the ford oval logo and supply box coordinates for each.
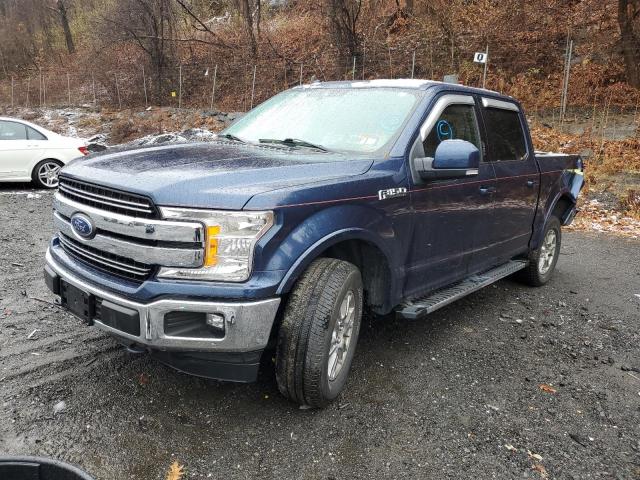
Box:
[70,213,95,239]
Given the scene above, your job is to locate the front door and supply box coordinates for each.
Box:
[405,94,496,298]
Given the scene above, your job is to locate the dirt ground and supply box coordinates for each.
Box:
[1,185,639,480]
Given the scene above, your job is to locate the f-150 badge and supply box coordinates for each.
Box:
[378,188,407,200]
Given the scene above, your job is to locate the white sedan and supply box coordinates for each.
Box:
[0,117,88,189]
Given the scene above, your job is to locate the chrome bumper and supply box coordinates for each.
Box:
[45,249,280,353]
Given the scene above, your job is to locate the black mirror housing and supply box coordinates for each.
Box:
[414,139,480,180]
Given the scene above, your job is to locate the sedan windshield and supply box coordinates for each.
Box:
[222,87,421,154]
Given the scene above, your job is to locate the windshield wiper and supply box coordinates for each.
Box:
[217,133,246,143]
[259,138,329,152]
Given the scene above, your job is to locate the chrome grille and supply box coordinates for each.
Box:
[58,176,156,218]
[58,233,153,282]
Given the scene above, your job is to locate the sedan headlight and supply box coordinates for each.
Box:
[157,208,274,282]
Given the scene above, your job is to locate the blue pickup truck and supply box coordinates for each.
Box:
[44,79,583,407]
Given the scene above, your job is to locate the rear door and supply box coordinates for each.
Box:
[406,93,497,297]
[479,98,539,267]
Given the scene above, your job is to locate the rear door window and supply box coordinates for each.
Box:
[0,121,27,140]
[27,126,47,140]
[423,104,482,158]
[483,108,527,161]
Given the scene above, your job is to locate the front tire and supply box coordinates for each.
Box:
[518,216,562,286]
[32,159,63,189]
[276,258,363,408]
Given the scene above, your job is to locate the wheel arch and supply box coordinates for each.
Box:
[531,190,575,250]
[276,229,398,314]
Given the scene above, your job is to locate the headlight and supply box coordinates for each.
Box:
[157,208,274,282]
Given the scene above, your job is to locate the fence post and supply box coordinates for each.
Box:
[560,39,573,124]
[10,75,13,108]
[178,64,182,109]
[43,74,46,107]
[26,77,30,107]
[482,44,489,89]
[388,46,393,79]
[210,64,217,110]
[250,65,257,109]
[299,63,303,85]
[362,39,366,79]
[411,50,416,79]
[67,73,71,106]
[142,66,148,108]
[115,73,121,109]
[429,41,434,79]
[92,73,97,106]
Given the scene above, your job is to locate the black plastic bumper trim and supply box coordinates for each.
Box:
[149,349,263,383]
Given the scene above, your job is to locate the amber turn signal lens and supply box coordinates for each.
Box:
[204,225,221,266]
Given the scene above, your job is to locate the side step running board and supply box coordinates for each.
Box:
[396,260,528,320]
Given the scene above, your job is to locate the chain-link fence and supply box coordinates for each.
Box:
[1,40,639,129]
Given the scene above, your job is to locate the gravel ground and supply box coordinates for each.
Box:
[1,185,639,480]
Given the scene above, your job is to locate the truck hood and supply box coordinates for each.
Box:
[61,142,374,210]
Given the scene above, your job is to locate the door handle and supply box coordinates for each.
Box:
[479,186,496,195]
[526,180,536,188]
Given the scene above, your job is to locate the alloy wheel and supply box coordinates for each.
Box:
[38,162,61,188]
[538,229,557,275]
[327,290,356,381]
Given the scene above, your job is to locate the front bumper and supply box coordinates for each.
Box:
[45,248,281,381]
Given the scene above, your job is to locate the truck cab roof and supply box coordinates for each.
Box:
[294,78,515,102]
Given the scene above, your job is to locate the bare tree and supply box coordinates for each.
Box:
[618,0,640,88]
[51,0,75,54]
[233,0,260,57]
[326,0,362,68]
[101,0,178,102]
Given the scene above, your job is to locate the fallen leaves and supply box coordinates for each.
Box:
[539,384,557,394]
[532,463,549,479]
[528,450,543,462]
[166,461,184,480]
[567,199,640,239]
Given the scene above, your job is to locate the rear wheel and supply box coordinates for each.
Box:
[32,159,63,189]
[276,258,363,408]
[517,216,561,286]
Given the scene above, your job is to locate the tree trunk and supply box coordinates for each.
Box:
[56,0,75,54]
[405,0,413,14]
[618,0,640,88]
[236,0,257,57]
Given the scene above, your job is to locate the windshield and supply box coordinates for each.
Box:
[223,87,421,154]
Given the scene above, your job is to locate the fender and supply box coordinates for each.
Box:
[531,169,581,249]
[270,204,405,300]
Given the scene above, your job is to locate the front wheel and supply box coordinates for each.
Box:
[276,258,363,408]
[32,159,63,189]
[517,216,562,286]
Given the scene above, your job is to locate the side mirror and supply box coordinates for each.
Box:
[414,139,480,180]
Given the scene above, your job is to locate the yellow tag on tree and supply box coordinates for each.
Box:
[171,91,177,97]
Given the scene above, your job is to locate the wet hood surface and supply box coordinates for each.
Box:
[61,142,374,210]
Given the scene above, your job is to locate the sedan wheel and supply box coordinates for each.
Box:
[33,160,62,189]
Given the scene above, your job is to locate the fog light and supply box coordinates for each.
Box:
[206,313,225,331]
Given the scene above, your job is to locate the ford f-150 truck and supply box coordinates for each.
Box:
[44,79,584,407]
